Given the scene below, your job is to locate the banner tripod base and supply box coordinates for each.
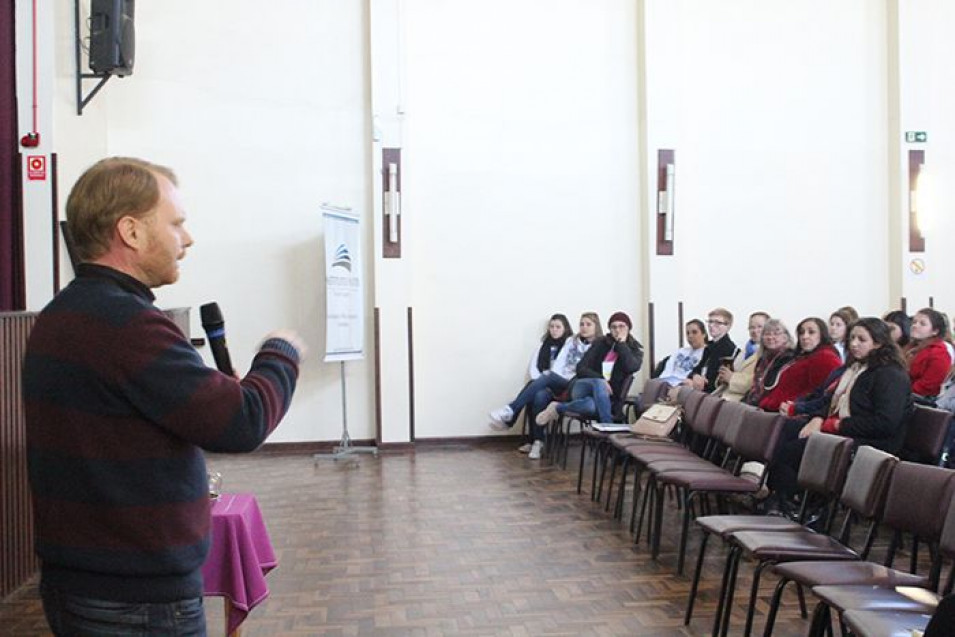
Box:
[313,360,378,463]
[312,431,378,462]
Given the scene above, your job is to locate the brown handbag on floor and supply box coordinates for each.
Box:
[630,403,682,439]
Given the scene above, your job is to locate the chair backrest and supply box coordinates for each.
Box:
[730,410,784,463]
[796,433,855,498]
[711,400,752,446]
[674,384,695,406]
[839,446,898,519]
[937,491,955,562]
[880,462,955,541]
[902,405,953,465]
[687,394,723,437]
[681,390,707,425]
[639,378,670,408]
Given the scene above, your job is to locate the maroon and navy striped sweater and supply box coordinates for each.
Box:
[23,264,300,602]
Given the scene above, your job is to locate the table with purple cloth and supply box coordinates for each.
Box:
[202,493,277,636]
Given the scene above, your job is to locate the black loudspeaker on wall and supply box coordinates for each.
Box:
[89,0,135,77]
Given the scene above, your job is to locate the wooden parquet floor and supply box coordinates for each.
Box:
[2,442,823,636]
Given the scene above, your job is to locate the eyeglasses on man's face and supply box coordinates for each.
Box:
[707,319,727,326]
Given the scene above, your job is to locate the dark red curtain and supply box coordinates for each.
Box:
[1,0,25,310]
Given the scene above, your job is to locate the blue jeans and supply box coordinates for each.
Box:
[557,378,613,423]
[41,584,207,637]
[508,374,570,422]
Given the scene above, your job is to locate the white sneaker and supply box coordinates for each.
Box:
[488,405,514,431]
[535,401,560,426]
[528,440,543,460]
[518,443,533,453]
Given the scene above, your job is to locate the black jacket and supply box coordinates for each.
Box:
[835,364,913,455]
[575,335,644,421]
[691,334,737,392]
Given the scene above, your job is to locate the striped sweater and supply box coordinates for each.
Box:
[23,264,300,602]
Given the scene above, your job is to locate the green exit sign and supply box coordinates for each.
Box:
[905,131,928,143]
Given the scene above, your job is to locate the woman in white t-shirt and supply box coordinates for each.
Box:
[655,319,707,387]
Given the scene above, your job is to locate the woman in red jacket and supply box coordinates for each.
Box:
[905,307,953,402]
[760,317,842,412]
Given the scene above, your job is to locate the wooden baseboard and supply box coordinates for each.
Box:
[259,434,524,454]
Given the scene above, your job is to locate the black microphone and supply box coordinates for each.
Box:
[200,302,235,376]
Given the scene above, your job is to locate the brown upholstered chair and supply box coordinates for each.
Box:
[761,463,955,636]
[624,394,727,537]
[682,432,855,627]
[842,608,933,637]
[806,475,955,636]
[605,394,730,521]
[575,377,674,499]
[902,404,953,466]
[645,410,785,575]
[711,445,899,637]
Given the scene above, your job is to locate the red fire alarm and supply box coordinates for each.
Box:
[27,155,47,180]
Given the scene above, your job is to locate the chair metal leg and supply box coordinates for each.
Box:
[636,473,653,545]
[685,531,710,625]
[614,455,630,520]
[576,435,589,495]
[677,490,694,574]
[743,561,772,637]
[761,576,790,637]
[796,581,808,618]
[713,546,741,637]
[604,450,620,511]
[651,479,665,560]
[628,463,643,533]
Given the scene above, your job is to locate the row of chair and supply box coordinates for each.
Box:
[692,446,955,637]
[547,377,955,635]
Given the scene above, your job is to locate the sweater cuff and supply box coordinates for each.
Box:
[821,416,840,434]
[260,337,301,366]
[787,403,796,417]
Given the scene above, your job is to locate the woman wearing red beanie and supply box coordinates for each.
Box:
[536,312,643,424]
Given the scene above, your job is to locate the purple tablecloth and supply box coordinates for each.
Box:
[202,493,277,635]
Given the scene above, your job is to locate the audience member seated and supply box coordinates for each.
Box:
[938,368,955,413]
[653,319,707,387]
[741,311,769,360]
[742,318,795,406]
[536,312,643,426]
[683,307,737,392]
[765,317,914,513]
[828,308,853,362]
[904,307,953,404]
[758,317,842,412]
[713,311,767,402]
[883,309,911,348]
[489,313,601,459]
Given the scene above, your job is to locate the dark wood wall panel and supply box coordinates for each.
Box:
[1,312,38,599]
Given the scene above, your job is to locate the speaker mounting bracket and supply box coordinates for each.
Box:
[74,0,114,116]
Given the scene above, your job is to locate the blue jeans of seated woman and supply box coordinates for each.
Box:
[508,373,570,422]
[41,583,207,637]
[557,378,613,423]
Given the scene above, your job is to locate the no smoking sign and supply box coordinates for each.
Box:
[27,155,47,181]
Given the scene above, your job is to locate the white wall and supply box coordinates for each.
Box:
[644,0,892,358]
[898,0,955,316]
[401,0,643,438]
[47,0,374,443]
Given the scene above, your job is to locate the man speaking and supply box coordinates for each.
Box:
[22,157,306,636]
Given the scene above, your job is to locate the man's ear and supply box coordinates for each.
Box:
[116,215,142,250]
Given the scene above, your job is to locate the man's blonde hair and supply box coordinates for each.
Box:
[66,157,178,261]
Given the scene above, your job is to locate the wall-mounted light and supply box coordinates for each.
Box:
[656,150,675,255]
[382,148,402,258]
[908,150,925,253]
[386,162,400,243]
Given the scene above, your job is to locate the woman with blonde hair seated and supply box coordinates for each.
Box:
[742,318,795,406]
